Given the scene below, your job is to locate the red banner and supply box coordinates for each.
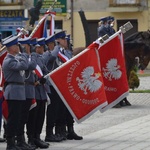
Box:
[49,48,107,123]
[99,32,129,112]
[0,50,7,66]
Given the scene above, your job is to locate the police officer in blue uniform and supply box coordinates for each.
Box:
[107,16,116,36]
[17,37,37,150]
[43,35,63,142]
[54,31,83,140]
[26,37,49,149]
[98,17,109,38]
[2,36,29,150]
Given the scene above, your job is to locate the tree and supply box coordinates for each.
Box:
[128,70,140,91]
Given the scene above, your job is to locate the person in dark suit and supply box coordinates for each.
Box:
[2,36,29,150]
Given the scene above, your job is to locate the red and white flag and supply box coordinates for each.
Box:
[30,99,37,110]
[30,11,56,38]
[49,12,56,36]
[34,64,43,78]
[48,47,107,123]
[0,64,8,123]
[0,50,7,66]
[58,51,69,63]
[99,32,129,112]
[30,13,50,38]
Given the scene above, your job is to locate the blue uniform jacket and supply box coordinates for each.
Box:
[25,52,37,99]
[2,53,28,100]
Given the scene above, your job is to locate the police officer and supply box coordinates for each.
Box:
[107,16,116,36]
[2,36,29,150]
[98,17,109,38]
[17,37,37,150]
[26,37,49,149]
[44,35,63,142]
[54,31,83,140]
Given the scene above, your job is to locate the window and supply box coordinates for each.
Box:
[116,0,137,4]
[0,0,23,5]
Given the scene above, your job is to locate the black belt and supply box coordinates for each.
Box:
[5,82,25,85]
[4,81,25,91]
[25,82,34,85]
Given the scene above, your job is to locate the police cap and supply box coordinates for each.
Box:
[45,35,55,44]
[55,31,66,39]
[3,36,18,47]
[37,37,45,46]
[18,37,31,45]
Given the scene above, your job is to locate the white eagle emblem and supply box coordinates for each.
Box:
[76,66,102,95]
[102,58,122,81]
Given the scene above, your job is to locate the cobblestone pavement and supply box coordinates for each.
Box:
[0,75,150,150]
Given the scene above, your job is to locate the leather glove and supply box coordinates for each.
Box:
[39,76,46,85]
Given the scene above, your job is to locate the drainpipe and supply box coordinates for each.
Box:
[148,0,150,29]
[70,0,74,44]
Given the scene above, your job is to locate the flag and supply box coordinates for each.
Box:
[0,65,7,123]
[34,64,43,78]
[0,49,7,66]
[30,11,56,38]
[99,32,129,112]
[29,99,37,110]
[2,99,8,124]
[58,51,69,63]
[48,48,107,123]
[43,17,48,38]
[49,12,56,36]
[29,13,50,38]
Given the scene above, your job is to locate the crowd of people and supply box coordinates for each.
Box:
[0,30,83,150]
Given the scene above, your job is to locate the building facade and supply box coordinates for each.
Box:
[0,0,149,48]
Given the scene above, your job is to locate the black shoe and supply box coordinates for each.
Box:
[6,145,22,150]
[67,132,83,140]
[17,142,35,150]
[34,138,49,149]
[119,100,126,106]
[0,137,5,142]
[124,99,131,106]
[28,135,37,150]
[113,103,121,108]
[6,137,22,150]
[45,134,63,142]
[17,135,36,150]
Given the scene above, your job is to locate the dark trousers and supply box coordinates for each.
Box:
[27,100,46,136]
[6,100,23,138]
[17,99,32,136]
[46,86,62,130]
[47,86,74,129]
[66,108,74,127]
[54,90,66,127]
[0,98,3,132]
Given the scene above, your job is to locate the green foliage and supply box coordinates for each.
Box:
[128,70,140,91]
